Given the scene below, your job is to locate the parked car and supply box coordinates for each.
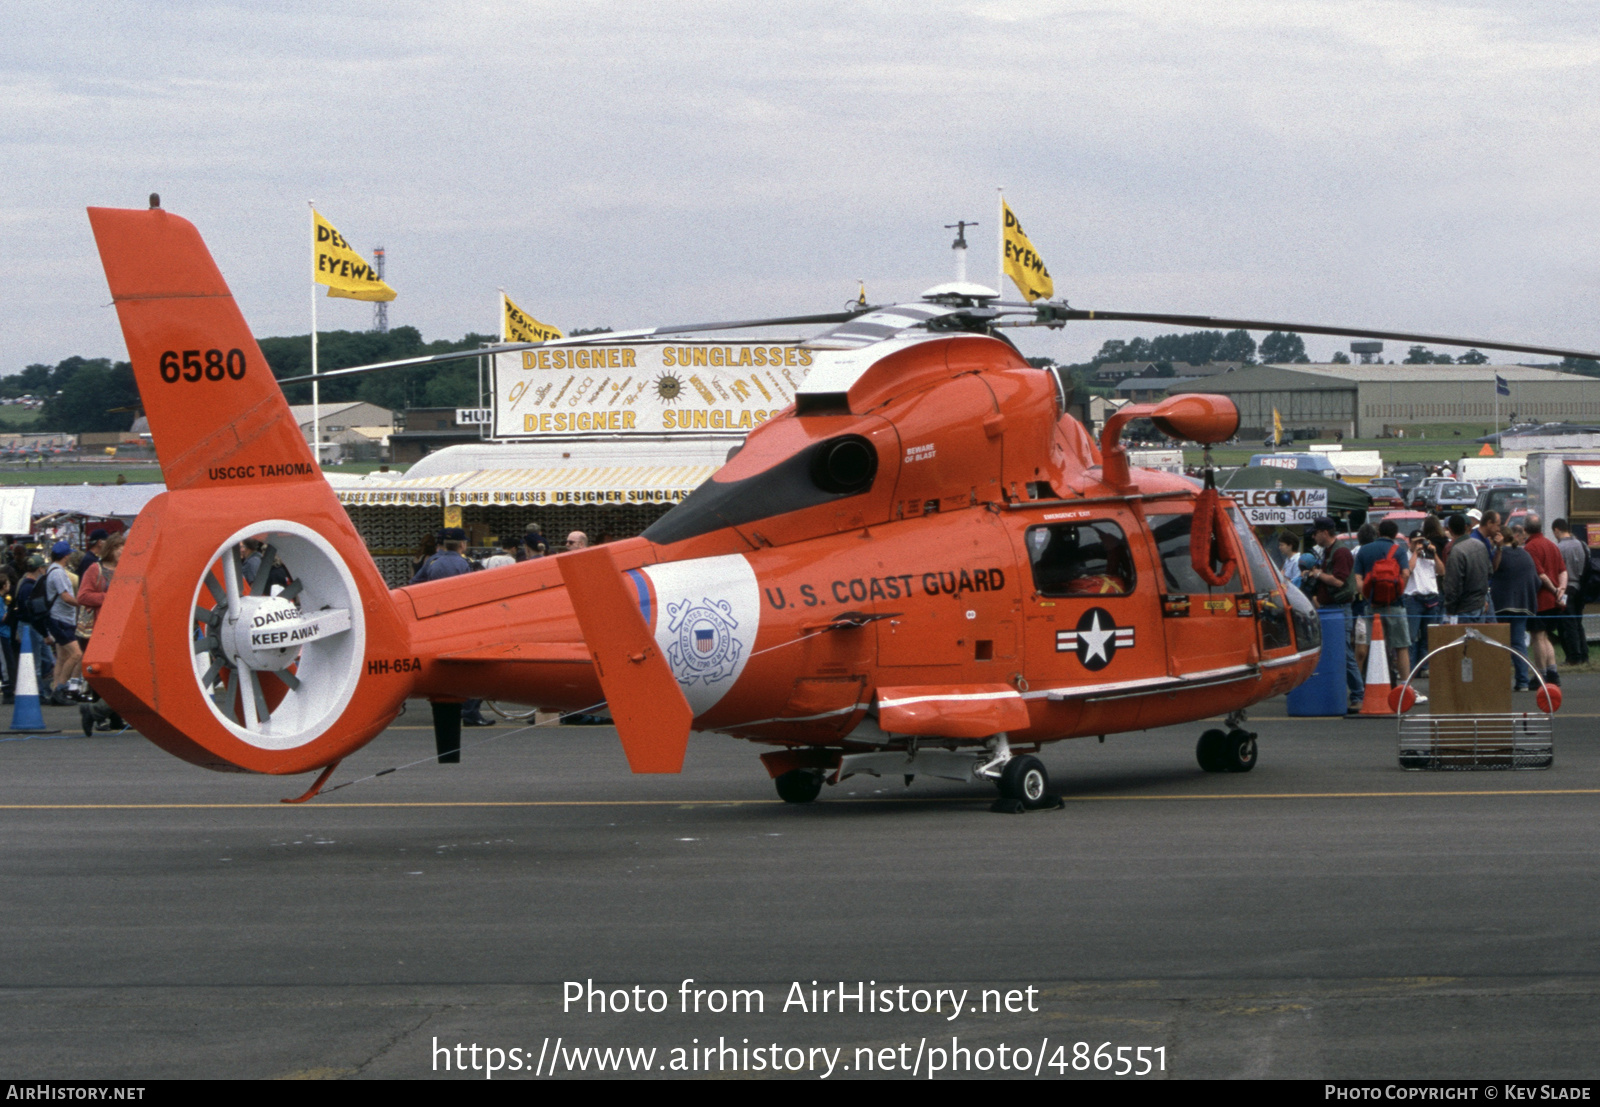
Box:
[1476,483,1528,519]
[1247,452,1340,478]
[1368,508,1431,533]
[1409,477,1451,510]
[1365,478,1406,508]
[1391,463,1428,493]
[1430,481,1479,515]
[1469,475,1517,493]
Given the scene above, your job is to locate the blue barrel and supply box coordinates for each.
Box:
[1286,607,1348,716]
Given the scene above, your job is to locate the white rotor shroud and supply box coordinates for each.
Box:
[190,520,366,750]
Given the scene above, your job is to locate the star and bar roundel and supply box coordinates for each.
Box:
[1055,607,1135,671]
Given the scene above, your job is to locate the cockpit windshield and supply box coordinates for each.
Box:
[643,433,880,545]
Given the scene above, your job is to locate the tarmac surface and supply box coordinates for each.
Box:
[4,682,1600,1080]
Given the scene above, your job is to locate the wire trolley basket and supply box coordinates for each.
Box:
[1395,629,1556,771]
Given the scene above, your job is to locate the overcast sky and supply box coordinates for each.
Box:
[4,0,1598,375]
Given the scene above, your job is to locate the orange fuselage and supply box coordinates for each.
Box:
[393,335,1317,756]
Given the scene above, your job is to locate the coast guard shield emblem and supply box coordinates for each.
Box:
[668,598,743,685]
[641,554,761,718]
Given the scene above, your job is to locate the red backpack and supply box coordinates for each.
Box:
[1364,543,1405,605]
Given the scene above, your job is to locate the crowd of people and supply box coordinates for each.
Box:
[407,522,594,585]
[405,522,599,727]
[0,528,126,714]
[1291,510,1590,708]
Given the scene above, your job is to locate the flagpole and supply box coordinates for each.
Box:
[309,201,320,468]
[1495,376,1501,456]
[485,289,502,442]
[996,187,1005,296]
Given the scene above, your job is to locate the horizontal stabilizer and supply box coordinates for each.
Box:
[559,547,692,773]
[877,684,1030,738]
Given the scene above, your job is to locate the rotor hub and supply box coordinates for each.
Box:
[219,593,351,673]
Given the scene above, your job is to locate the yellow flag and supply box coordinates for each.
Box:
[1002,200,1054,302]
[503,293,562,344]
[313,210,396,302]
[1273,407,1284,445]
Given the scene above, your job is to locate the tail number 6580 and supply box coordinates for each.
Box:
[159,348,247,383]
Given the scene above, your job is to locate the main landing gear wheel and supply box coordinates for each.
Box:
[1197,728,1257,773]
[775,769,824,804]
[999,755,1052,809]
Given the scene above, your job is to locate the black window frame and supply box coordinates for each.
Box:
[643,433,879,545]
[1024,519,1137,598]
[1146,511,1242,595]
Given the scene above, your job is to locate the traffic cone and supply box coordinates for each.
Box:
[5,625,58,734]
[1358,612,1397,715]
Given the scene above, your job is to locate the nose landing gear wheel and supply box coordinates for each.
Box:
[775,768,824,804]
[1197,728,1258,773]
[999,755,1052,808]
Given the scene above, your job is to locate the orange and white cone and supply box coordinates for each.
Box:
[1359,612,1397,715]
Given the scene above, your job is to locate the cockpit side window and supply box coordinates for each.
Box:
[1147,512,1241,594]
[643,434,878,545]
[1026,521,1134,596]
[1227,505,1276,592]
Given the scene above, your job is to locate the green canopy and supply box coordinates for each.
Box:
[1217,465,1372,513]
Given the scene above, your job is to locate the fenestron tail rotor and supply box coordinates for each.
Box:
[188,522,364,750]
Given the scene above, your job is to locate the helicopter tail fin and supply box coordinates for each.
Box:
[559,546,693,772]
[83,205,412,775]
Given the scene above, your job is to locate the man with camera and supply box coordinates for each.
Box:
[1403,528,1445,676]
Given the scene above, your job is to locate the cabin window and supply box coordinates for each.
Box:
[1026,521,1135,597]
[1146,512,1241,594]
[1226,506,1276,593]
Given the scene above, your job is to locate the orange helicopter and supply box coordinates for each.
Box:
[82,202,1600,809]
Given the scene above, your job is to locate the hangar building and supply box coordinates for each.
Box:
[1168,363,1600,439]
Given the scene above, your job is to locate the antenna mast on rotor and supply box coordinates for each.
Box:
[945,221,977,284]
[371,246,388,333]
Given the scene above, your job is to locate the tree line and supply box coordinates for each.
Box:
[1051,328,1305,393]
[1050,329,1597,396]
[4,328,526,433]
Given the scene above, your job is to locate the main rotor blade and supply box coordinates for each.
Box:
[1009,308,1600,363]
[273,308,876,386]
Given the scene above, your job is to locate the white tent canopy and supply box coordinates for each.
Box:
[13,437,738,521]
[396,437,736,480]
[29,483,165,520]
[334,437,733,507]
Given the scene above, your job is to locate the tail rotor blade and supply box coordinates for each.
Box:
[252,544,278,594]
[210,672,240,724]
